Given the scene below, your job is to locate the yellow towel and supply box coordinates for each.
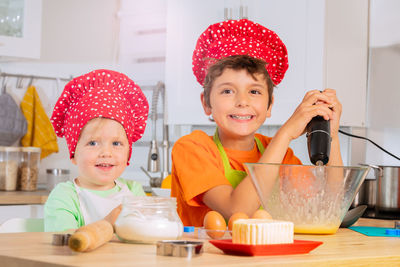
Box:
[20,85,59,159]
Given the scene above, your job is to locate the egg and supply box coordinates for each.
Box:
[203,210,226,239]
[228,212,249,231]
[251,209,273,220]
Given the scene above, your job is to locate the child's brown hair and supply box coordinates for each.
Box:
[202,55,275,108]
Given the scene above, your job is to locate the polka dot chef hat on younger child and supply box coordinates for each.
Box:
[50,69,149,162]
[192,19,289,86]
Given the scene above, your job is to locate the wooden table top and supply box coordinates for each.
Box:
[0,218,399,266]
[0,190,48,205]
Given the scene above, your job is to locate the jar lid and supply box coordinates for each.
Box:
[47,169,70,175]
[0,146,21,152]
[21,147,41,153]
[184,226,195,233]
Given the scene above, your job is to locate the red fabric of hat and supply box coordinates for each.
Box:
[51,69,149,161]
[192,19,288,86]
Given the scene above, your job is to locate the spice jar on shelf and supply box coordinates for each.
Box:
[46,168,70,191]
[0,146,21,191]
[19,147,41,191]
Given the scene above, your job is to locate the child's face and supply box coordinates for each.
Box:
[202,68,273,140]
[71,118,130,190]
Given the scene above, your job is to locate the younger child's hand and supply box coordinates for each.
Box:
[280,89,341,141]
[104,204,122,226]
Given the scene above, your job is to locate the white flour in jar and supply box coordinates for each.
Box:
[115,216,183,243]
[0,161,18,191]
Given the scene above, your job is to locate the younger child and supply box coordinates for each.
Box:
[44,69,149,232]
[171,19,343,226]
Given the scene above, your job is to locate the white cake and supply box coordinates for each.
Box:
[232,219,294,245]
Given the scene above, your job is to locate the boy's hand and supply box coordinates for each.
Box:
[322,89,342,138]
[280,89,342,141]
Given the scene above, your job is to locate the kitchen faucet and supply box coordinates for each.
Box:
[141,81,169,187]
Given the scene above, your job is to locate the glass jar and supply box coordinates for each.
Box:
[46,169,70,191]
[0,146,20,191]
[19,147,41,191]
[114,196,183,243]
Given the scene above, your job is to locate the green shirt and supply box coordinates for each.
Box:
[44,178,145,232]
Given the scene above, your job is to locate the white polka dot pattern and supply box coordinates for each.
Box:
[50,69,149,160]
[192,19,289,86]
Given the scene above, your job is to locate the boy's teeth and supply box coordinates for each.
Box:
[98,163,112,167]
[231,115,252,120]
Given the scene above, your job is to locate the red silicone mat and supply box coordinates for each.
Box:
[209,239,323,256]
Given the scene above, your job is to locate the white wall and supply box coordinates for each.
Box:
[0,0,168,186]
[2,0,375,189]
[366,0,400,166]
[1,0,121,185]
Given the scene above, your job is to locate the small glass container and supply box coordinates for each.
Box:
[0,146,21,191]
[19,147,41,191]
[114,196,183,243]
[197,227,232,240]
[182,226,197,239]
[46,169,70,191]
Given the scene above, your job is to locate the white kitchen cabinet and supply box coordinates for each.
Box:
[0,0,42,59]
[251,0,325,125]
[165,0,368,127]
[324,0,369,127]
[165,0,224,125]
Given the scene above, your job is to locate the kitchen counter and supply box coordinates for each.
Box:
[0,190,49,205]
[0,186,165,205]
[0,218,399,266]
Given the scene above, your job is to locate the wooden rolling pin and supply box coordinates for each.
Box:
[68,220,113,252]
[68,205,122,252]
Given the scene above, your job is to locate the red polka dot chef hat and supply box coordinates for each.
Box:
[51,69,149,162]
[192,19,289,86]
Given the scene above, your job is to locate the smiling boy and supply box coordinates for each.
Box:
[170,19,343,226]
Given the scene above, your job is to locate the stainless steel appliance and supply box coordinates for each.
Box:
[353,165,400,219]
[376,165,400,212]
[353,179,376,209]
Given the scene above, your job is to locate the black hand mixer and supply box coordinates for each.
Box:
[306,116,331,165]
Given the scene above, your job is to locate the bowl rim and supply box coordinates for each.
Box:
[244,163,370,170]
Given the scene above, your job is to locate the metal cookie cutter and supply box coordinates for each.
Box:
[156,240,204,258]
[52,234,71,246]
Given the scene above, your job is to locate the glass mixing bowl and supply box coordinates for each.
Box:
[244,163,370,234]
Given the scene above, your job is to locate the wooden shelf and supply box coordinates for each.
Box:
[0,190,48,205]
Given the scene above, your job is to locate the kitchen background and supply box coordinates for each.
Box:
[0,0,399,191]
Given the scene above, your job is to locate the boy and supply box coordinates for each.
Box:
[171,19,342,226]
[44,69,149,231]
